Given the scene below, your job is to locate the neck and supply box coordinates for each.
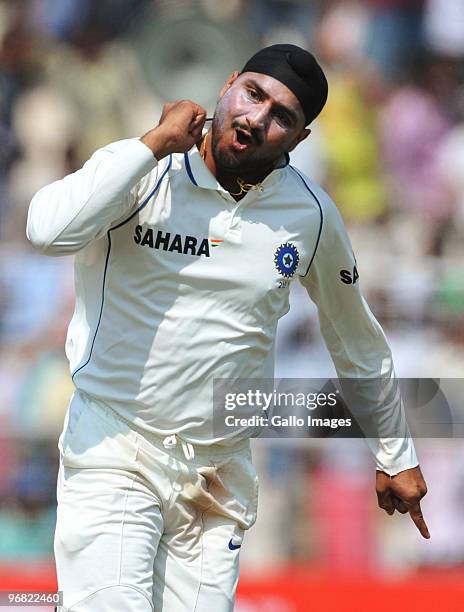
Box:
[197,129,275,197]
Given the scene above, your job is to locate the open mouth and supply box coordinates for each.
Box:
[232,128,254,151]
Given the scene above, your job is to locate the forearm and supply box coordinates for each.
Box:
[318,308,419,475]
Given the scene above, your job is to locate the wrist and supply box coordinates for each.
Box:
[140,126,172,160]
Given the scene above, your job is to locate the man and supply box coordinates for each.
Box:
[27,44,428,611]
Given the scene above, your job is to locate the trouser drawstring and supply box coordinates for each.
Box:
[162,434,195,460]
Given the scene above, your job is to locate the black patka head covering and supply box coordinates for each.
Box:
[241,44,328,125]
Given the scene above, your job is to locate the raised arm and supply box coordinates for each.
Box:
[27,99,206,256]
[26,139,158,256]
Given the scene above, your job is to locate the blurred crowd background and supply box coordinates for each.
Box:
[1,0,464,595]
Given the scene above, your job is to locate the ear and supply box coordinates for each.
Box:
[219,71,240,97]
[288,128,311,152]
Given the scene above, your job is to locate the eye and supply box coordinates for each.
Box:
[274,111,291,128]
[246,88,261,101]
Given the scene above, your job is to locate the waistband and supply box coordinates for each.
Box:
[77,390,251,462]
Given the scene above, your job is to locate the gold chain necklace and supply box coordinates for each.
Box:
[200,131,263,196]
[229,178,264,196]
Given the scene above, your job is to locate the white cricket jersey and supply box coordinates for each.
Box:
[27,138,418,475]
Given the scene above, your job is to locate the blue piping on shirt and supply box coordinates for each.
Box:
[289,165,324,277]
[184,152,198,186]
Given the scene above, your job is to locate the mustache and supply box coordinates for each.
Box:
[231,121,263,146]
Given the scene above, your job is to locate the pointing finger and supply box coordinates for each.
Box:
[408,502,430,539]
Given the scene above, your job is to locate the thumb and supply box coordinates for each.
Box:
[189,111,206,135]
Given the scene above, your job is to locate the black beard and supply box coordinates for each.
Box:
[211,116,275,178]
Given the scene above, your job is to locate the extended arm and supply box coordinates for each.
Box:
[300,191,429,537]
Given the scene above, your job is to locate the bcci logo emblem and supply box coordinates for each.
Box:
[274,242,299,278]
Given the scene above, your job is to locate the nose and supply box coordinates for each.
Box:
[246,101,271,133]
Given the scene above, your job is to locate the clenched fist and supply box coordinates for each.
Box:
[141,100,207,160]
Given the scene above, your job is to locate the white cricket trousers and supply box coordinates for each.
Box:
[54,391,259,611]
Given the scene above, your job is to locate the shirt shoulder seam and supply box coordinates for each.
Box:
[287,165,324,278]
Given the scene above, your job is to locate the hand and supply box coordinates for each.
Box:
[141,100,207,160]
[376,466,430,539]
